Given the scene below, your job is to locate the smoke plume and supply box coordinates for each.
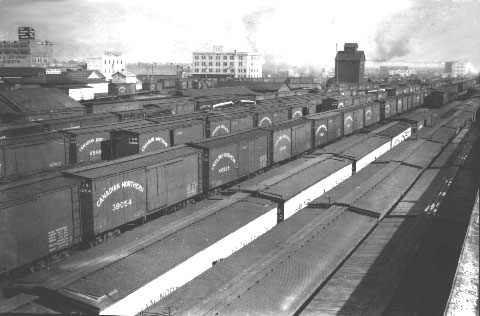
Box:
[242,6,275,53]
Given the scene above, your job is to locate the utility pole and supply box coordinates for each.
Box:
[336,43,338,86]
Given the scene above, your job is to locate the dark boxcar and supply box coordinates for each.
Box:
[304,111,343,147]
[0,132,70,178]
[0,174,81,273]
[111,125,171,158]
[98,120,158,161]
[0,122,45,140]
[114,109,147,122]
[252,106,290,127]
[263,119,313,163]
[147,118,206,145]
[41,113,119,131]
[66,126,112,163]
[207,110,254,137]
[64,145,203,237]
[190,129,270,191]
[110,119,205,158]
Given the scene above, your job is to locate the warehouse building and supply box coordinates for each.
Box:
[191,46,262,79]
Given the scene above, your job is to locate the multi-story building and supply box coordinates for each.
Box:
[0,27,53,67]
[444,61,468,77]
[191,46,262,78]
[335,43,365,84]
[87,52,125,80]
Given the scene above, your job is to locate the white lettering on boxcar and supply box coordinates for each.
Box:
[48,226,69,252]
[316,124,328,137]
[259,116,272,127]
[292,110,303,118]
[96,181,144,207]
[141,136,168,152]
[211,152,236,171]
[79,138,105,152]
[274,135,291,148]
[211,125,229,137]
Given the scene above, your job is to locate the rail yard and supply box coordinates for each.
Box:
[0,74,479,316]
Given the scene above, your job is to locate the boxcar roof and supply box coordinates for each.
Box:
[191,128,269,149]
[0,175,78,207]
[64,145,200,179]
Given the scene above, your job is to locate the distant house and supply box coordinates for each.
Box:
[111,71,137,84]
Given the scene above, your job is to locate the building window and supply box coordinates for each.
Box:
[104,60,106,64]
[239,56,243,60]
[195,68,199,72]
[195,56,199,59]
[209,69,213,72]
[201,62,206,66]
[209,56,213,60]
[194,62,199,66]
[223,62,227,66]
[209,62,213,66]
[230,56,234,60]
[216,69,220,73]
[223,56,227,60]
[231,69,235,73]
[216,56,220,60]
[201,55,206,59]
[230,62,234,66]
[216,62,220,66]
[239,62,243,66]
[223,69,228,73]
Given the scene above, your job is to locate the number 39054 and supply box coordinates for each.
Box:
[113,199,132,211]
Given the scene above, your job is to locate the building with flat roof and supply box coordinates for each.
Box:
[87,52,125,80]
[335,43,365,84]
[0,27,53,67]
[191,46,262,79]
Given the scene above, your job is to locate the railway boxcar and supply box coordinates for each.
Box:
[0,132,71,179]
[206,109,254,137]
[0,122,45,140]
[263,119,313,163]
[304,112,343,147]
[0,174,81,274]
[190,129,270,191]
[109,119,205,159]
[41,113,119,132]
[64,145,204,237]
[424,90,449,108]
[251,105,290,127]
[69,120,155,162]
[339,104,365,135]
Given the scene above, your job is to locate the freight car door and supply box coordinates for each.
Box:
[364,106,374,127]
[343,112,354,136]
[354,108,364,131]
[314,118,329,146]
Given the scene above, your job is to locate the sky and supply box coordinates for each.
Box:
[0,0,479,70]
